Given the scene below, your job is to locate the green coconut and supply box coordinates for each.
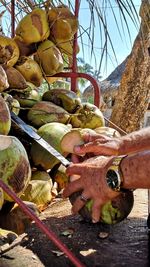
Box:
[0,65,9,92]
[21,179,53,211]
[13,82,42,108]
[42,89,81,113]
[70,102,105,129]
[0,135,31,201]
[34,40,64,76]
[2,93,20,115]
[69,190,134,225]
[61,128,96,154]
[31,170,52,182]
[0,95,11,135]
[15,56,43,87]
[0,188,4,210]
[27,101,70,128]
[30,122,71,170]
[0,36,19,66]
[15,8,50,44]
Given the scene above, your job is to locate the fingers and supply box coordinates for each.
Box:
[66,163,85,176]
[91,200,103,223]
[74,142,103,154]
[63,178,82,198]
[71,192,91,214]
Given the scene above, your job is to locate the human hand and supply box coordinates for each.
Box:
[73,133,123,156]
[63,155,120,223]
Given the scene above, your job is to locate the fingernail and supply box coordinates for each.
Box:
[92,219,98,224]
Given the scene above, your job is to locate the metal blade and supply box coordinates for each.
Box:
[11,112,70,167]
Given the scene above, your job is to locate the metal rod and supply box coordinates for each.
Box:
[11,0,15,38]
[0,180,86,267]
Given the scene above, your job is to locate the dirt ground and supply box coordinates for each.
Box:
[0,189,149,267]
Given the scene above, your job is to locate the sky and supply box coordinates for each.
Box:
[0,0,141,82]
[77,0,141,80]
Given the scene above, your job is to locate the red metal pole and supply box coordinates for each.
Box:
[53,72,101,107]
[11,0,15,38]
[0,180,86,267]
[71,0,80,92]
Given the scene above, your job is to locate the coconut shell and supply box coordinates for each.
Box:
[3,65,28,89]
[27,101,70,128]
[70,102,105,129]
[34,40,64,76]
[0,135,31,201]
[30,122,71,170]
[0,95,11,135]
[15,8,50,44]
[69,190,134,224]
[0,36,19,66]
[0,65,9,92]
[15,56,43,87]
[42,89,81,113]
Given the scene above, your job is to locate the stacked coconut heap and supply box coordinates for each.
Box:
[0,5,134,242]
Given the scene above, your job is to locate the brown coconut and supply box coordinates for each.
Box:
[0,36,19,66]
[34,40,64,76]
[14,35,37,57]
[15,8,50,44]
[0,65,9,92]
[3,65,28,89]
[15,56,43,87]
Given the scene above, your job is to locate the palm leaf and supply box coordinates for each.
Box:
[0,0,141,73]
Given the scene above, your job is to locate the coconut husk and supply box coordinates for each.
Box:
[15,8,50,44]
[14,36,37,57]
[3,65,28,89]
[0,95,11,135]
[34,40,64,76]
[0,36,19,67]
[15,56,43,87]
[0,65,9,92]
[54,39,80,58]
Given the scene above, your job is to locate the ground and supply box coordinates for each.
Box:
[0,189,149,267]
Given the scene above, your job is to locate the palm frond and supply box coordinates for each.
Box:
[0,0,141,74]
